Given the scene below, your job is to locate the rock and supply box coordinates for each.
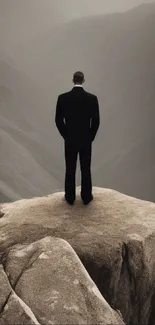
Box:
[0,211,4,219]
[0,265,11,313]
[1,236,124,325]
[0,292,40,325]
[1,186,155,324]
[0,265,40,325]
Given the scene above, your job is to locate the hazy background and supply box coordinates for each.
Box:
[0,0,153,49]
[0,0,155,202]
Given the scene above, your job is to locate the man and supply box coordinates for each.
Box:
[55,71,100,205]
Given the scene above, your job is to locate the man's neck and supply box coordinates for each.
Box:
[74,84,83,87]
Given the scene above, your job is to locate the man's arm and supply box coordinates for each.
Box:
[55,95,66,139]
[90,96,100,141]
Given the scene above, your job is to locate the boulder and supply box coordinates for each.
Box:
[1,236,124,325]
[0,265,39,325]
[1,185,155,324]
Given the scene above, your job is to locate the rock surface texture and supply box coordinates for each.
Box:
[1,186,155,324]
[0,236,124,325]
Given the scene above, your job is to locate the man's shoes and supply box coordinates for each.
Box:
[64,195,74,205]
[83,195,93,205]
[64,194,93,205]
[66,199,74,205]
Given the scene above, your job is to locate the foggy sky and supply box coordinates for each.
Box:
[0,0,154,47]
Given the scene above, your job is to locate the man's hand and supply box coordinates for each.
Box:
[55,95,66,139]
[90,96,100,142]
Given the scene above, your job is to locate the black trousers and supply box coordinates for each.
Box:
[64,140,92,201]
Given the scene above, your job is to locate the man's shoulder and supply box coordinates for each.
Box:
[58,91,71,98]
[58,91,69,99]
[58,90,97,99]
[84,90,97,99]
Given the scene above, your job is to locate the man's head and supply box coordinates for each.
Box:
[72,71,85,85]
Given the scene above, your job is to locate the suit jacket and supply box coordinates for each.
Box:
[55,86,100,145]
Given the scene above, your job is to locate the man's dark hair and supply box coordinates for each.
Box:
[73,71,85,84]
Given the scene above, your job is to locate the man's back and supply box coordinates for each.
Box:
[56,86,100,145]
[55,71,100,205]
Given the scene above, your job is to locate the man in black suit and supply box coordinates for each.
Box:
[55,71,100,205]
